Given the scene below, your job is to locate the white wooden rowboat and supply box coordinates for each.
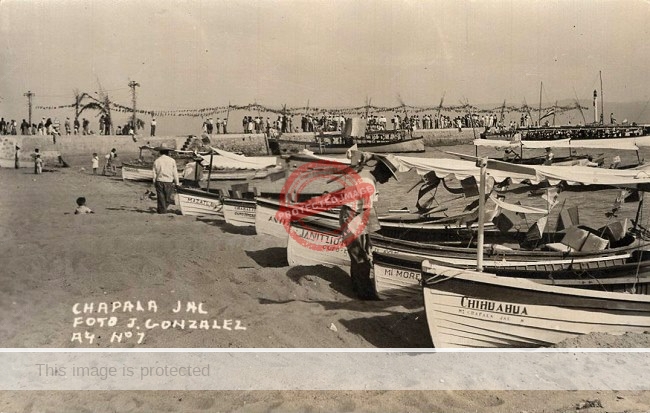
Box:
[421,261,650,348]
[176,187,224,217]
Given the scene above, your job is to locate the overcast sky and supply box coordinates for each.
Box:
[1,0,649,121]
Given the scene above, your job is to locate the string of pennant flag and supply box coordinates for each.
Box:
[35,99,587,118]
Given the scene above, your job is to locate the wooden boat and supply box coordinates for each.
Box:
[286,221,350,267]
[176,187,224,217]
[480,124,650,142]
[200,147,282,181]
[121,163,154,182]
[416,155,650,347]
[269,128,425,155]
[372,234,650,300]
[255,194,500,244]
[121,145,192,182]
[421,261,650,348]
[222,198,257,227]
[254,197,340,239]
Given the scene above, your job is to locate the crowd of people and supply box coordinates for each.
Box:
[215,112,523,135]
[201,118,228,134]
[1,109,563,138]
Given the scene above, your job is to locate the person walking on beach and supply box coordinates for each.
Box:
[339,154,395,300]
[150,118,157,136]
[92,153,99,175]
[32,148,40,173]
[103,148,117,176]
[34,154,43,174]
[152,145,179,214]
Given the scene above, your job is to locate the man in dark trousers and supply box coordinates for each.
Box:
[152,145,180,214]
[339,153,396,299]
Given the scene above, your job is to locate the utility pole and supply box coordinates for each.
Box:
[24,90,34,127]
[128,80,140,131]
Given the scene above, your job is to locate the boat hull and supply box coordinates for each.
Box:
[272,136,426,155]
[121,164,154,182]
[177,187,224,217]
[222,198,257,227]
[422,262,650,348]
[254,197,341,239]
[286,223,350,268]
[372,236,650,300]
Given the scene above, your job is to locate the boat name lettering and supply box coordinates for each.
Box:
[186,197,219,209]
[381,266,420,280]
[267,215,287,224]
[460,297,528,315]
[299,229,342,245]
[234,212,256,218]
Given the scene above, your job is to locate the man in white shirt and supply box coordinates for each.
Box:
[153,146,180,214]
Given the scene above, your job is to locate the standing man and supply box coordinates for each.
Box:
[339,153,395,299]
[150,118,157,136]
[152,145,179,214]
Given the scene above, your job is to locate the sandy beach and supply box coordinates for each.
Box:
[2,153,650,412]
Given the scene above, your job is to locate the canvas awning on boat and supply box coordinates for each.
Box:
[296,149,351,164]
[474,138,640,151]
[201,147,278,170]
[379,155,537,184]
[378,154,650,189]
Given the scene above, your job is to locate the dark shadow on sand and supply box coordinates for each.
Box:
[285,265,355,297]
[193,216,256,235]
[339,310,433,348]
[246,247,289,268]
[195,216,225,225]
[218,222,257,235]
[258,295,430,347]
[105,206,182,215]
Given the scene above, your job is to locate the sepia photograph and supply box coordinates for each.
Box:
[2,0,650,411]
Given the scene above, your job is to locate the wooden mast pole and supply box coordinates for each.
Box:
[206,150,214,192]
[600,71,604,124]
[538,81,543,126]
[476,157,487,272]
[225,101,231,134]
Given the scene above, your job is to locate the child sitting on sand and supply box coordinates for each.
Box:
[74,197,94,214]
